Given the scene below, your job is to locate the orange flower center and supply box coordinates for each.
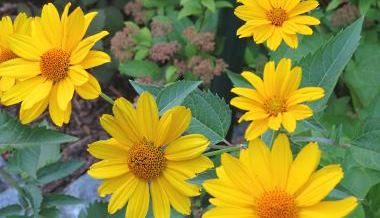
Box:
[267,8,288,26]
[256,190,297,218]
[127,141,166,180]
[40,48,70,82]
[264,98,286,116]
[0,48,17,63]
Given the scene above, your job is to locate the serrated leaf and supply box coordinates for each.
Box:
[23,185,42,217]
[156,80,202,113]
[37,160,84,184]
[365,183,380,217]
[299,17,363,111]
[129,80,161,96]
[119,60,161,78]
[0,111,77,148]
[352,118,380,153]
[183,91,232,144]
[43,194,81,208]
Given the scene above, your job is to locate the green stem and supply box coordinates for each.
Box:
[204,145,243,157]
[100,92,115,105]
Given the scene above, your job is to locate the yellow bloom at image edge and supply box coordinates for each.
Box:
[231,58,325,140]
[235,0,321,50]
[87,92,214,218]
[203,134,358,218]
[0,3,110,126]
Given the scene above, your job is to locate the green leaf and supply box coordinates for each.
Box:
[129,80,161,96]
[0,111,77,148]
[352,118,380,153]
[23,184,42,217]
[43,194,81,207]
[215,0,233,8]
[81,201,124,218]
[135,27,152,47]
[359,0,375,15]
[119,60,160,78]
[134,48,150,61]
[365,183,380,217]
[201,0,216,12]
[178,1,202,19]
[156,80,202,113]
[344,42,380,109]
[0,204,22,217]
[226,70,250,88]
[183,91,232,145]
[37,160,84,184]
[326,0,343,11]
[299,17,363,111]
[39,207,59,218]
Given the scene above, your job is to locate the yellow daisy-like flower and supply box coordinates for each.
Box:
[230,58,324,140]
[235,0,321,50]
[203,134,358,218]
[87,92,214,218]
[0,13,31,97]
[0,3,110,126]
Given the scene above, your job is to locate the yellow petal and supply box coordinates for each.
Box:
[0,77,15,91]
[284,0,301,11]
[125,180,150,218]
[107,173,139,214]
[100,114,135,146]
[282,32,299,49]
[231,87,265,104]
[245,119,269,140]
[287,87,325,106]
[166,156,213,178]
[0,58,41,78]
[281,66,302,97]
[49,85,65,126]
[266,27,282,51]
[203,207,257,218]
[240,71,266,97]
[230,96,261,111]
[270,134,293,189]
[282,112,297,132]
[19,96,49,124]
[75,73,101,100]
[112,97,141,144]
[157,176,192,215]
[1,76,45,106]
[288,104,313,120]
[263,61,276,96]
[288,0,319,17]
[98,173,134,197]
[80,51,111,69]
[286,142,320,194]
[136,92,159,142]
[162,168,200,196]
[40,3,62,47]
[165,134,209,161]
[150,179,170,218]
[87,138,128,160]
[8,34,42,61]
[56,77,74,110]
[68,65,89,86]
[268,114,282,130]
[298,197,358,218]
[157,106,191,146]
[296,165,344,207]
[63,7,85,52]
[22,79,52,110]
[70,31,109,65]
[289,15,320,25]
[88,159,129,179]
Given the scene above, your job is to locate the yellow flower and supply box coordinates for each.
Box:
[235,0,321,50]
[0,3,110,126]
[230,58,324,140]
[0,13,31,98]
[203,134,358,218]
[87,92,214,218]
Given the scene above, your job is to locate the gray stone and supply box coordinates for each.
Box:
[60,174,103,218]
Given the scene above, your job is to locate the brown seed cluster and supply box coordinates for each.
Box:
[40,48,70,82]
[266,8,288,26]
[127,142,167,180]
[110,24,139,62]
[264,97,287,116]
[256,190,297,218]
[149,41,181,64]
[183,27,215,52]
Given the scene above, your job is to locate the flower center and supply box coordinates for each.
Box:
[267,8,288,26]
[264,97,286,116]
[40,48,70,82]
[127,141,166,180]
[0,48,17,63]
[256,190,297,218]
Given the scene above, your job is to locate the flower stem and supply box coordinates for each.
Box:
[0,167,29,209]
[100,92,115,105]
[204,145,244,157]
